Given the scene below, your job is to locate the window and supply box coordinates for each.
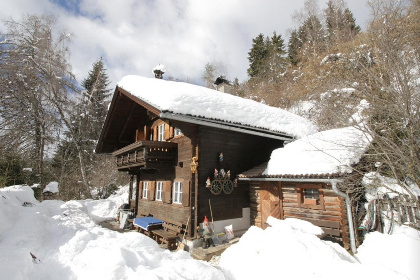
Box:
[296,184,325,210]
[304,188,320,200]
[142,182,149,199]
[156,181,163,201]
[173,181,183,204]
[158,124,165,141]
[174,128,182,137]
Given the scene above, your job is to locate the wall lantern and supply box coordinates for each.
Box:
[190,157,198,173]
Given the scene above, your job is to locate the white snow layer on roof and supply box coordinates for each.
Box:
[263,126,372,176]
[117,75,317,139]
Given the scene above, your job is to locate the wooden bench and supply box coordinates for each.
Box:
[152,222,183,250]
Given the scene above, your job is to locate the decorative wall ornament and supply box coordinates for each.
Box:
[206,168,235,195]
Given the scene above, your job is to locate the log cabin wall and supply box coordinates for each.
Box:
[135,120,198,236]
[248,181,350,250]
[197,126,283,223]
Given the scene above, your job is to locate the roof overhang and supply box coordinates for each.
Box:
[160,112,294,141]
[238,177,343,183]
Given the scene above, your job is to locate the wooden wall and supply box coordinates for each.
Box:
[135,120,197,236]
[131,118,286,239]
[248,181,350,250]
[197,126,283,223]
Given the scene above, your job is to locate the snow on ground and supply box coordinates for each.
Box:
[117,75,317,139]
[218,217,419,280]
[0,185,224,280]
[1,185,418,280]
[357,226,420,280]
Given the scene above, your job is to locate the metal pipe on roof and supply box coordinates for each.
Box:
[238,176,357,254]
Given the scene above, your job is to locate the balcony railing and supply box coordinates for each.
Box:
[112,140,177,171]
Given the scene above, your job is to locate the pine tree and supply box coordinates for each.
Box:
[81,58,112,140]
[343,8,360,39]
[288,29,303,66]
[325,1,360,45]
[247,33,267,78]
[247,32,287,81]
[265,32,287,83]
[51,58,112,200]
[231,77,243,97]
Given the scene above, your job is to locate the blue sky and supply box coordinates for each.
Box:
[0,0,371,87]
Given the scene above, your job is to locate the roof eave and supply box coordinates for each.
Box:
[160,112,294,141]
[95,86,162,154]
[238,172,346,182]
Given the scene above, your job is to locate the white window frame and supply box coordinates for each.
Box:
[158,124,165,141]
[174,127,182,137]
[156,181,163,201]
[173,181,183,204]
[142,182,149,199]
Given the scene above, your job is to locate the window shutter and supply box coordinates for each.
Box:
[163,181,172,203]
[164,124,170,140]
[153,127,157,141]
[144,125,151,141]
[135,129,144,142]
[138,181,143,203]
[169,126,174,138]
[182,180,190,207]
[148,181,155,201]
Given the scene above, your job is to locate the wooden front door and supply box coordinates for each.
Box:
[260,182,282,229]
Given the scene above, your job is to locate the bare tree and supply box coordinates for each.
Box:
[0,15,76,188]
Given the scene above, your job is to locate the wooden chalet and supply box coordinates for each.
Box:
[238,126,372,253]
[95,75,316,246]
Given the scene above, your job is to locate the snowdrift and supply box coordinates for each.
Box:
[218,217,416,280]
[1,185,418,280]
[0,185,224,280]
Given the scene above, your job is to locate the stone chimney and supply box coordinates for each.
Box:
[214,76,232,93]
[153,64,165,79]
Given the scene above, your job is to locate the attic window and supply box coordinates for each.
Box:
[174,128,182,137]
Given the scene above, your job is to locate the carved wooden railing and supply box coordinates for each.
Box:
[112,140,177,170]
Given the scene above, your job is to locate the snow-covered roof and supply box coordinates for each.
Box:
[257,126,372,177]
[117,75,317,139]
[43,181,59,193]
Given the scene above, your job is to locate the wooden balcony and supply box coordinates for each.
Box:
[112,140,177,171]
